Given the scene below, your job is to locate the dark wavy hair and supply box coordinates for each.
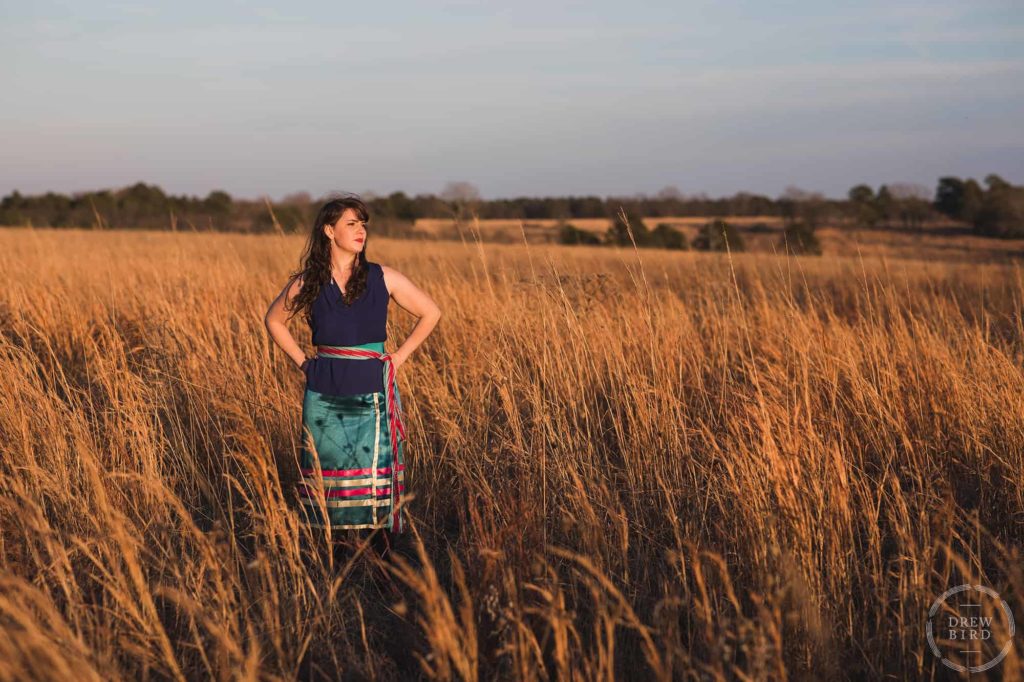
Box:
[285,194,371,326]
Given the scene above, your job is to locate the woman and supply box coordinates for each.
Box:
[264,194,441,562]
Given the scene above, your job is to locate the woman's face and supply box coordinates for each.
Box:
[324,208,368,256]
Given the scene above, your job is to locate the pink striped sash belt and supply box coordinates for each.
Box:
[315,344,408,532]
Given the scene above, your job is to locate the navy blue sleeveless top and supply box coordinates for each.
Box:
[304,262,389,396]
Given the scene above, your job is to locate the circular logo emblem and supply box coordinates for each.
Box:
[926,584,1015,673]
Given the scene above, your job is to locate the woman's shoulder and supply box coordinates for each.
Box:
[286,273,305,299]
[374,261,397,297]
[371,261,401,281]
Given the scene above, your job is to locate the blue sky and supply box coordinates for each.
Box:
[2,0,1022,200]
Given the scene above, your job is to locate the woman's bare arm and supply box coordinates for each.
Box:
[264,275,307,369]
[381,265,442,369]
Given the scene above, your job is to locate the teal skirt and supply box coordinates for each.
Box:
[298,388,406,531]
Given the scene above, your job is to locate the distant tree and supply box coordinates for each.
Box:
[777,197,797,224]
[567,195,606,219]
[521,198,558,220]
[35,191,72,227]
[396,191,421,223]
[974,180,1024,238]
[934,177,965,218]
[440,181,481,217]
[274,204,307,233]
[547,197,571,221]
[692,219,745,252]
[120,182,167,208]
[73,188,121,229]
[204,190,232,214]
[558,223,601,246]
[411,193,450,220]
[934,176,986,223]
[800,194,828,229]
[439,181,482,241]
[848,184,874,204]
[779,221,821,255]
[935,174,1023,237]
[0,190,26,225]
[874,185,895,227]
[604,207,649,246]
[961,179,985,223]
[848,184,881,228]
[650,223,687,250]
[889,183,933,230]
[655,185,684,201]
[985,173,1012,192]
[779,186,828,229]
[727,191,774,217]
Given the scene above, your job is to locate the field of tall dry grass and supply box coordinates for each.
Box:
[1,226,1022,680]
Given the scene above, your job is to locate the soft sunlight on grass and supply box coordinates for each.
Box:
[1,227,1022,680]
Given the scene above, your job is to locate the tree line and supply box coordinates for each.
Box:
[1,174,1020,243]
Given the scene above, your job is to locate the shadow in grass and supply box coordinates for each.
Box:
[296,526,429,681]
